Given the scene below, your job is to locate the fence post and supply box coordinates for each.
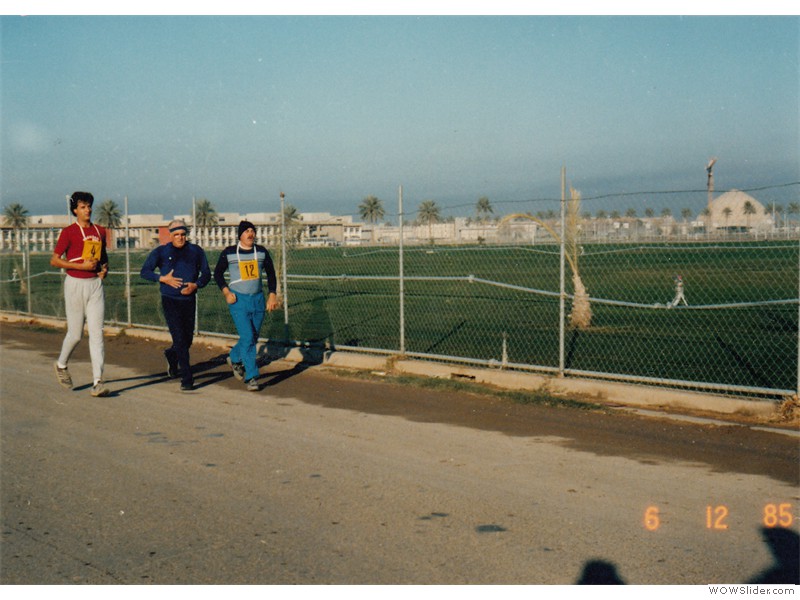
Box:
[25,227,32,315]
[124,195,132,327]
[192,197,199,335]
[280,192,289,339]
[399,185,405,356]
[558,167,566,376]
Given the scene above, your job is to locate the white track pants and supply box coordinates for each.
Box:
[58,276,105,383]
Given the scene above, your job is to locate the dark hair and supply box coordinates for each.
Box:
[69,191,94,215]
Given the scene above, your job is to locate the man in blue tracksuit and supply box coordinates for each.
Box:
[140,219,211,391]
[214,220,279,391]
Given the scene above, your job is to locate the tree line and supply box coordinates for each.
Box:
[4,195,800,238]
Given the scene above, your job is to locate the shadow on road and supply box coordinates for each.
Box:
[575,559,625,584]
[748,527,800,584]
[575,528,799,585]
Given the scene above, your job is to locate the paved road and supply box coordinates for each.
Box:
[1,322,798,584]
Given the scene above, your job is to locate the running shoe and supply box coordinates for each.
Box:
[54,363,72,389]
[226,355,245,381]
[91,382,110,397]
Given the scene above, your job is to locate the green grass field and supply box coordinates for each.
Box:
[2,240,797,395]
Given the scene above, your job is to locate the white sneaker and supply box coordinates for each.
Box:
[91,382,110,397]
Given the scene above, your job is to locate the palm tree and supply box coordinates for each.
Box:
[417,200,440,241]
[743,200,756,230]
[3,203,29,228]
[282,203,303,245]
[96,199,122,229]
[194,198,218,227]
[700,206,711,232]
[722,207,733,231]
[3,203,29,290]
[3,203,29,251]
[359,195,384,243]
[359,195,384,224]
[475,196,493,223]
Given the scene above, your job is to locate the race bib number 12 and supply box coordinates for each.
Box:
[239,259,258,281]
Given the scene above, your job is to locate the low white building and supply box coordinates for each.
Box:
[1,210,365,252]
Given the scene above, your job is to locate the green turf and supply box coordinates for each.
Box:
[2,240,797,394]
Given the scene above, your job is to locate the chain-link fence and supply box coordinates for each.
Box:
[2,189,799,401]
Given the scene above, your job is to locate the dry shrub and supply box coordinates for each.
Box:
[775,395,799,423]
[571,272,592,329]
[567,187,592,330]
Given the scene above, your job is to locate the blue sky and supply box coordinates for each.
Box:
[2,14,798,221]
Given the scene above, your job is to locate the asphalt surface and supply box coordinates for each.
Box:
[1,320,798,584]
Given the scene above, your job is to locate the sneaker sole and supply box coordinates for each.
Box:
[91,389,110,397]
[54,363,73,389]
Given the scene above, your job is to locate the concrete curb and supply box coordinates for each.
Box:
[2,312,795,427]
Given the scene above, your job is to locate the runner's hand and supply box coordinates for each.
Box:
[160,269,183,289]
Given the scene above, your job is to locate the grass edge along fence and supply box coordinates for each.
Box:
[2,233,798,403]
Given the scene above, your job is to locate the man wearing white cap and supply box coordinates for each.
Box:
[140,219,211,391]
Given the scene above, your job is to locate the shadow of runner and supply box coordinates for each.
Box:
[575,559,626,584]
[102,373,175,394]
[574,527,799,584]
[748,527,800,584]
[261,341,325,387]
[257,295,334,388]
[106,353,231,394]
[262,362,312,387]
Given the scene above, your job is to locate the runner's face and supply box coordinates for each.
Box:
[171,230,187,248]
[74,201,92,223]
[240,228,255,246]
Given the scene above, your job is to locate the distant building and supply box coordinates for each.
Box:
[0,211,365,252]
[704,189,773,232]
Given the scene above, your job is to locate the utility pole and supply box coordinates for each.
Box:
[280,191,289,328]
[706,157,717,213]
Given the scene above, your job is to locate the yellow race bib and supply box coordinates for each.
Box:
[81,239,102,261]
[239,259,258,281]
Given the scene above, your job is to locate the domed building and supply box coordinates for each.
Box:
[707,189,773,232]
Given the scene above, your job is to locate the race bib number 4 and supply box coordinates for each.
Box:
[81,239,102,261]
[239,259,258,281]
